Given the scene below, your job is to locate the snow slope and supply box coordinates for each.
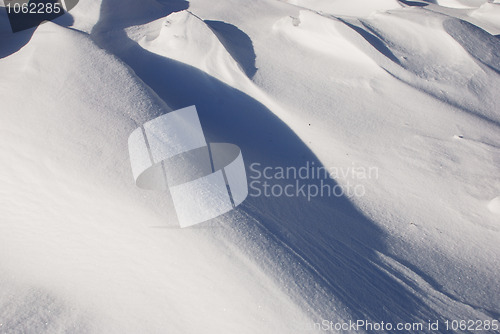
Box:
[0,17,311,334]
[1,0,499,333]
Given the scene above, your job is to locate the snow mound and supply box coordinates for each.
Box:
[134,10,249,87]
[273,10,377,64]
[2,0,500,332]
[0,21,311,334]
[443,18,500,74]
[355,9,500,125]
[470,2,500,30]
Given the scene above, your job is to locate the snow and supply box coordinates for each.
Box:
[470,2,500,33]
[431,0,483,9]
[489,196,500,215]
[283,0,403,17]
[0,20,309,334]
[1,0,499,333]
[133,11,251,89]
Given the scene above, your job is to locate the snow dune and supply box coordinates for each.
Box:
[134,11,252,90]
[0,18,310,334]
[1,0,499,333]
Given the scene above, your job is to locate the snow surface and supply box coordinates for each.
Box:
[1,0,499,333]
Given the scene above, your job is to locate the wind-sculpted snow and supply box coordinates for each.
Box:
[422,0,488,9]
[1,0,500,333]
[131,10,252,88]
[341,9,500,126]
[443,18,500,74]
[471,2,500,31]
[205,19,258,78]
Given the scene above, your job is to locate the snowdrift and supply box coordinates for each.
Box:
[1,0,499,333]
